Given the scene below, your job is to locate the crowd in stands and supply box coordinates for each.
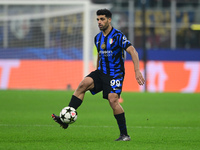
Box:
[0,1,200,50]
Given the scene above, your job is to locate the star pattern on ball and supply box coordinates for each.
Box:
[69,115,75,122]
[66,108,72,113]
[60,114,66,120]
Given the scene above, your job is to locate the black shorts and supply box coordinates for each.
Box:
[87,69,124,99]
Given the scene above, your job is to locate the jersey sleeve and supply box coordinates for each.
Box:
[119,34,132,50]
[94,34,100,53]
[94,35,97,45]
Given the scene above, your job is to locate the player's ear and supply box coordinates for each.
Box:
[108,17,111,23]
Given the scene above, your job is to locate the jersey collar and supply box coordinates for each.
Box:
[102,27,114,38]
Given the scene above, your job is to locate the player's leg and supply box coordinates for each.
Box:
[52,70,102,129]
[52,76,94,129]
[108,93,130,141]
[68,69,104,110]
[68,77,94,109]
[104,72,130,141]
[108,93,124,114]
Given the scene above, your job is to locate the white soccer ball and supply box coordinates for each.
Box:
[59,106,78,124]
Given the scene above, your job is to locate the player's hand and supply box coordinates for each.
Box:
[135,70,145,86]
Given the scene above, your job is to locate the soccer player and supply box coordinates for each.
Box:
[52,9,145,141]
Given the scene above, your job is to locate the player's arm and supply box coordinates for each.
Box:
[126,46,145,86]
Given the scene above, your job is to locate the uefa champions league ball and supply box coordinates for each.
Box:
[60,106,77,124]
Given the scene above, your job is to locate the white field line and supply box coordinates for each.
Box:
[0,124,199,130]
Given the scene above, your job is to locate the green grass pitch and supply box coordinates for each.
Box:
[0,90,200,150]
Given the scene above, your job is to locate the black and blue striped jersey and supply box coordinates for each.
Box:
[94,27,132,76]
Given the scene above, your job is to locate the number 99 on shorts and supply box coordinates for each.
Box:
[110,79,121,87]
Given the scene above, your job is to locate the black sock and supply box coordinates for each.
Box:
[114,112,128,136]
[68,95,82,110]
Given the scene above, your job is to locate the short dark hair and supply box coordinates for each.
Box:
[96,9,112,18]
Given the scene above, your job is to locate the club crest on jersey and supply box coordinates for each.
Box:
[101,43,106,49]
[109,38,113,44]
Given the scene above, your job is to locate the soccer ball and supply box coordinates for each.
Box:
[59,106,78,124]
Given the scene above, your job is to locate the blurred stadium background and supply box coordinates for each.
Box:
[0,0,200,93]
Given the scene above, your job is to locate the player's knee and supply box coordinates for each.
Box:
[108,93,119,104]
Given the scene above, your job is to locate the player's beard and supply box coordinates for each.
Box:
[99,21,109,31]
